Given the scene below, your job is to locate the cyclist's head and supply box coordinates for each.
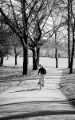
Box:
[38,64,42,68]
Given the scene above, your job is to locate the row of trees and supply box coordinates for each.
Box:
[0,0,75,74]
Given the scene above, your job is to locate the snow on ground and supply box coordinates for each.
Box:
[4,56,75,68]
[59,70,75,100]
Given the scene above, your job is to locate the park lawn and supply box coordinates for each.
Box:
[0,66,39,93]
[59,68,75,101]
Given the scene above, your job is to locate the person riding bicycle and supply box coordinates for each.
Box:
[38,65,46,87]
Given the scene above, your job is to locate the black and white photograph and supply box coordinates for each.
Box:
[0,0,75,119]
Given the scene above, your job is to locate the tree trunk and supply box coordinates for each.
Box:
[32,49,37,70]
[15,54,17,66]
[23,47,28,75]
[68,0,71,68]
[14,47,17,66]
[55,48,58,68]
[37,47,40,66]
[0,56,3,66]
[69,19,75,73]
[55,32,58,68]
[21,0,28,75]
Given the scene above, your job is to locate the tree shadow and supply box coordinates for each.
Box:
[10,88,40,93]
[59,68,75,107]
[1,109,75,120]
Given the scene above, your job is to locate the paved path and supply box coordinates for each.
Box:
[0,67,75,119]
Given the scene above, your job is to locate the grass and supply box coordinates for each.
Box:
[0,65,39,93]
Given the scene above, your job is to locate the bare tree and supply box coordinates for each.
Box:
[28,0,48,70]
[69,0,75,73]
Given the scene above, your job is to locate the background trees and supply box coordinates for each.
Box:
[9,33,22,65]
[0,23,11,66]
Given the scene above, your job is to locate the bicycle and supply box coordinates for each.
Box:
[38,65,46,89]
[38,74,44,89]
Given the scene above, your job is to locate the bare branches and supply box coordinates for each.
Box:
[9,0,22,34]
[0,7,27,48]
[27,0,38,19]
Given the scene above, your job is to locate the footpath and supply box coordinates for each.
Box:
[0,67,75,119]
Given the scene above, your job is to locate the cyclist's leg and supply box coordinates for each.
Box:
[39,74,42,89]
[41,74,44,86]
[38,74,41,89]
[38,74,41,84]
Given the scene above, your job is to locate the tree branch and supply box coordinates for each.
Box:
[0,7,27,49]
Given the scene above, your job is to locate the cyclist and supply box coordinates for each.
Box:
[38,65,46,89]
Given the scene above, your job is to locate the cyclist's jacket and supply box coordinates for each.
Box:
[38,67,46,75]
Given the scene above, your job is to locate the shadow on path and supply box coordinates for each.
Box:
[10,88,40,93]
[1,109,75,120]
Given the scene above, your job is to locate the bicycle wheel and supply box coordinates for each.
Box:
[40,82,42,90]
